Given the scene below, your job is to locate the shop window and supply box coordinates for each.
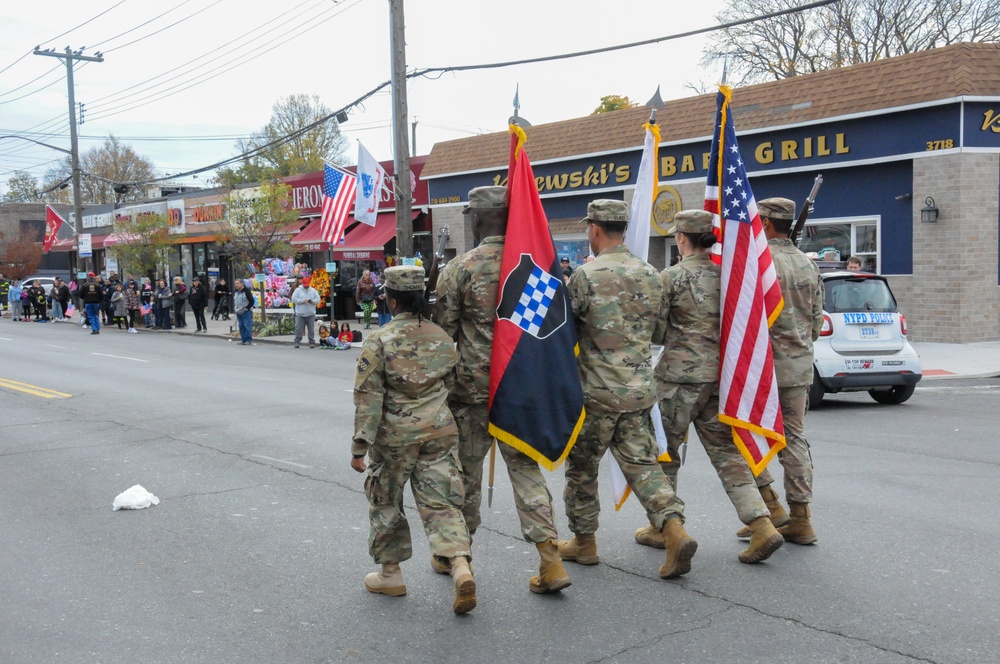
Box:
[553,239,591,268]
[798,218,880,272]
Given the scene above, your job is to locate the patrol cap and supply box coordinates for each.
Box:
[671,209,714,234]
[383,265,425,292]
[580,199,629,226]
[757,197,796,221]
[462,186,508,213]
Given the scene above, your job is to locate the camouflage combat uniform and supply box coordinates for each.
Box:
[433,235,560,543]
[654,252,770,524]
[755,238,824,503]
[564,244,682,534]
[352,312,471,564]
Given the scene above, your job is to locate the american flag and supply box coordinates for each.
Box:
[320,163,357,246]
[704,85,786,475]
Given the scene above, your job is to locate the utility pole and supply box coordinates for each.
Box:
[388,0,413,259]
[34,46,104,273]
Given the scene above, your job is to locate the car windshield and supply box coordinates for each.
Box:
[824,277,897,313]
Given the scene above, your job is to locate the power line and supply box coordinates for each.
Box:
[84,0,330,108]
[88,0,362,119]
[102,0,223,53]
[0,0,128,76]
[90,0,196,49]
[0,64,62,99]
[410,0,839,76]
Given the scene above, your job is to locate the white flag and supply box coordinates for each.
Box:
[355,142,387,226]
[610,121,670,510]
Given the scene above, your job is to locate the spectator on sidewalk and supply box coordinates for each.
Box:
[334,322,354,350]
[80,273,104,334]
[29,280,48,321]
[124,281,141,333]
[172,276,188,328]
[155,278,173,330]
[55,278,71,321]
[0,273,8,316]
[189,276,209,333]
[111,283,127,330]
[48,281,64,321]
[212,277,231,320]
[140,278,154,327]
[232,280,255,345]
[355,270,376,329]
[68,277,79,314]
[291,276,320,348]
[375,281,392,327]
[8,281,22,321]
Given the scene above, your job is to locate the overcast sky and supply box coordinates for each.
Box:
[0,0,729,195]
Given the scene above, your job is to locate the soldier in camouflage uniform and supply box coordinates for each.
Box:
[351,265,477,614]
[433,185,572,595]
[560,199,698,580]
[742,197,824,545]
[631,210,784,564]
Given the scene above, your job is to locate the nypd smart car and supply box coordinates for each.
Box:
[810,271,922,406]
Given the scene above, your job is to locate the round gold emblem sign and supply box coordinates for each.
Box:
[651,185,682,236]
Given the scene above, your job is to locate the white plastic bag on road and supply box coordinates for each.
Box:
[112,485,160,511]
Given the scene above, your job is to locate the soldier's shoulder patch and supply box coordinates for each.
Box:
[355,346,379,386]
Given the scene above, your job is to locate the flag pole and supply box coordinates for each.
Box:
[487,439,497,508]
[490,85,529,508]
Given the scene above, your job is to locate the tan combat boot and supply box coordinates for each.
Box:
[736,485,791,539]
[659,518,698,579]
[557,533,600,565]
[529,541,573,594]
[737,517,785,564]
[451,556,477,614]
[431,555,451,575]
[778,502,817,544]
[364,563,407,597]
[634,523,665,549]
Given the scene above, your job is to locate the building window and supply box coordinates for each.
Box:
[798,217,880,272]
[553,238,590,268]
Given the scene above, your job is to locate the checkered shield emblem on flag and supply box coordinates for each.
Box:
[496,254,568,340]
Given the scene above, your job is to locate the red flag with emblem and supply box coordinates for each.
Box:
[43,206,65,254]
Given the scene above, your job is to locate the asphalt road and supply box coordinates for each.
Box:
[1,320,998,664]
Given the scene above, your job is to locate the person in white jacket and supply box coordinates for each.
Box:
[291,276,320,348]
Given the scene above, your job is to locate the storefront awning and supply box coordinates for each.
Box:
[50,234,112,251]
[330,212,417,260]
[290,218,329,250]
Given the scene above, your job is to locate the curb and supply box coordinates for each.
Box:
[921,371,1000,381]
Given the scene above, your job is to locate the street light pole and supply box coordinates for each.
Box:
[34,47,104,274]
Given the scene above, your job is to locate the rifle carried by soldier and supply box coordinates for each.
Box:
[422,224,449,316]
[788,174,824,245]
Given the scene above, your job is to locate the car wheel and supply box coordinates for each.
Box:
[808,370,825,408]
[868,383,916,405]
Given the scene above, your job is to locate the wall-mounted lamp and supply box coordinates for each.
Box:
[920,196,939,223]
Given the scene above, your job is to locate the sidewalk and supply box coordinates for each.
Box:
[141,315,363,349]
[95,316,1000,379]
[912,341,1000,380]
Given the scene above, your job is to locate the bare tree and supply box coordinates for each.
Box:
[48,135,156,205]
[705,0,1000,83]
[217,94,349,185]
